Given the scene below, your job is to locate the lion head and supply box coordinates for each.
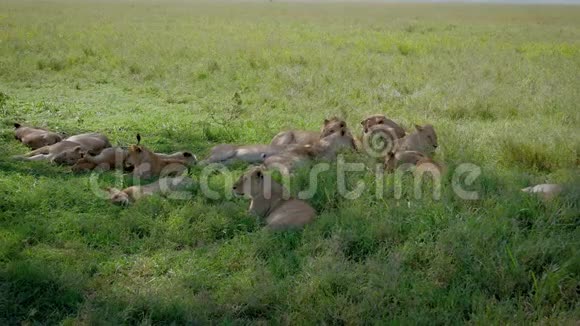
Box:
[106,187,130,206]
[320,117,348,138]
[52,146,84,165]
[360,114,389,133]
[413,124,438,151]
[124,134,155,170]
[233,167,269,198]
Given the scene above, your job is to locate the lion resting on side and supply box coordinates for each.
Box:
[14,123,63,149]
[233,167,315,230]
[106,176,194,205]
[270,117,348,147]
[264,129,357,175]
[72,146,196,173]
[14,132,111,165]
[521,184,562,201]
[201,144,285,166]
[72,147,129,172]
[202,117,350,166]
[124,135,192,179]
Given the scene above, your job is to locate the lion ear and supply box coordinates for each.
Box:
[74,146,81,153]
[360,119,367,126]
[323,118,330,126]
[14,123,21,129]
[136,133,141,145]
[415,124,423,131]
[136,146,142,153]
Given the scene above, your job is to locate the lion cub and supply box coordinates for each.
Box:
[270,117,348,147]
[106,176,194,206]
[233,167,316,230]
[14,123,63,150]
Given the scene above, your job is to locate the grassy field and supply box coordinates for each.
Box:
[1,0,579,324]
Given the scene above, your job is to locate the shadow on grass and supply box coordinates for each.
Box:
[0,159,74,179]
[0,260,84,325]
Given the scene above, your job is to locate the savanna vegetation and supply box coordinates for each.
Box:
[0,1,579,324]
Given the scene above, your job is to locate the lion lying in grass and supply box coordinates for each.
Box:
[106,176,194,205]
[361,124,405,159]
[264,129,357,175]
[383,124,440,172]
[270,117,349,147]
[124,134,193,179]
[384,150,445,175]
[14,132,111,165]
[233,167,315,230]
[522,184,563,201]
[360,114,406,139]
[393,124,438,155]
[201,144,285,165]
[14,123,63,150]
[202,117,350,166]
[72,146,196,173]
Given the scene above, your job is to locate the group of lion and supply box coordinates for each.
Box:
[11,115,560,230]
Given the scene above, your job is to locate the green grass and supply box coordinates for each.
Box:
[1,0,579,324]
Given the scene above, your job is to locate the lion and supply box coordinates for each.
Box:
[264,129,357,174]
[14,123,62,149]
[124,134,192,179]
[14,132,111,165]
[71,147,129,172]
[106,176,194,206]
[233,167,316,230]
[270,117,348,147]
[381,124,439,173]
[384,150,445,175]
[360,115,406,139]
[72,147,196,173]
[392,124,438,156]
[201,144,285,166]
[157,151,197,164]
[201,118,350,166]
[361,124,405,159]
[521,184,562,201]
[64,133,111,154]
